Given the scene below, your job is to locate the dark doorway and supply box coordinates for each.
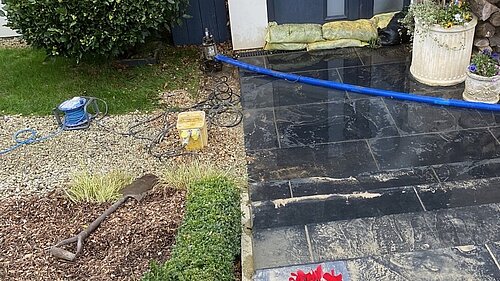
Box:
[267,0,410,24]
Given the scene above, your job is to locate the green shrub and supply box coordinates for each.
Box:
[2,0,188,60]
[143,176,242,281]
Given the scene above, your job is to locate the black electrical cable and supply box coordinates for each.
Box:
[97,73,242,160]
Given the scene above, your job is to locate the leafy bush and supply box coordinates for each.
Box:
[143,176,242,281]
[66,170,132,203]
[2,0,188,59]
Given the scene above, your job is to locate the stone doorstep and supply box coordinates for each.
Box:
[253,244,500,281]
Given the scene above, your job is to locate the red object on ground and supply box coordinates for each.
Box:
[289,265,343,281]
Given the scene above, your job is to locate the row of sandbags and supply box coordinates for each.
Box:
[264,12,396,51]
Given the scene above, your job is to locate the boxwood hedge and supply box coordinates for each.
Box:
[143,176,242,281]
[2,0,188,59]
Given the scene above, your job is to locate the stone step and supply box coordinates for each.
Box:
[254,243,500,281]
[251,175,500,229]
[249,158,500,202]
[252,203,500,271]
[249,165,438,202]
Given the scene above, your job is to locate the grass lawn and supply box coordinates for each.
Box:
[0,46,202,115]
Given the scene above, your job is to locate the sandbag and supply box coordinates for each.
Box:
[307,39,368,51]
[322,19,378,42]
[264,42,307,51]
[265,22,323,43]
[371,12,398,29]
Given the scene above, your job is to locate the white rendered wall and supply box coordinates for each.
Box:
[0,3,19,37]
[228,0,268,50]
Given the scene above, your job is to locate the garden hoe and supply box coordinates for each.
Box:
[50,174,158,261]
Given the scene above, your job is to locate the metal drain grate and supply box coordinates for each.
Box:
[236,49,303,58]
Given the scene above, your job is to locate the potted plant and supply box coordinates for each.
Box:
[402,0,477,86]
[463,50,500,103]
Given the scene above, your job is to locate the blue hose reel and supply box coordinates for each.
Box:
[53,97,99,130]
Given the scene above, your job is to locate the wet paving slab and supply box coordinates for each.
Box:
[252,225,311,270]
[346,245,500,281]
[274,98,400,148]
[239,44,500,278]
[307,203,500,262]
[247,140,379,182]
[368,128,500,170]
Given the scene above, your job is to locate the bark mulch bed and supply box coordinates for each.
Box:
[0,187,186,280]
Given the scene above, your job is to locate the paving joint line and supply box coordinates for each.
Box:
[412,186,427,212]
[365,139,381,171]
[353,47,365,66]
[485,244,500,271]
[380,98,404,136]
[272,107,282,149]
[304,225,315,263]
[430,166,442,183]
[487,127,500,145]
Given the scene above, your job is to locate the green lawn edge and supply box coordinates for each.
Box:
[0,46,201,115]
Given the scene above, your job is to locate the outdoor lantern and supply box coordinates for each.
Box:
[202,28,217,61]
[202,28,222,72]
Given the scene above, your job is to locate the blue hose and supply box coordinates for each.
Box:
[0,127,63,155]
[215,54,500,112]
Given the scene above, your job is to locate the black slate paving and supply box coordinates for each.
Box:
[239,44,500,277]
[345,245,500,281]
[432,159,500,182]
[247,140,379,182]
[416,178,500,211]
[384,99,496,135]
[308,203,500,262]
[487,241,500,268]
[252,225,311,270]
[240,73,349,110]
[249,181,291,202]
[274,98,399,148]
[239,47,363,77]
[243,108,279,150]
[369,129,500,170]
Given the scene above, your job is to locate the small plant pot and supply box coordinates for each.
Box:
[410,16,477,86]
[462,71,500,104]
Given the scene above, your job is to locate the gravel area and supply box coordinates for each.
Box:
[0,66,247,198]
[0,37,27,48]
[0,187,186,280]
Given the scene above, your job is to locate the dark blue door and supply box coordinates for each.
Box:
[172,0,228,45]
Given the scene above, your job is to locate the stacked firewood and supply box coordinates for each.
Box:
[471,0,500,52]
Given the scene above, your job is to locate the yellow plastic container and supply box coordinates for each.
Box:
[176,111,208,151]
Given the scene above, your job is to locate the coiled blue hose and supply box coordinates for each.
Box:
[0,97,103,156]
[215,54,500,112]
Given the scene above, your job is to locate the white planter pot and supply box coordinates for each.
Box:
[462,71,500,104]
[410,16,477,86]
